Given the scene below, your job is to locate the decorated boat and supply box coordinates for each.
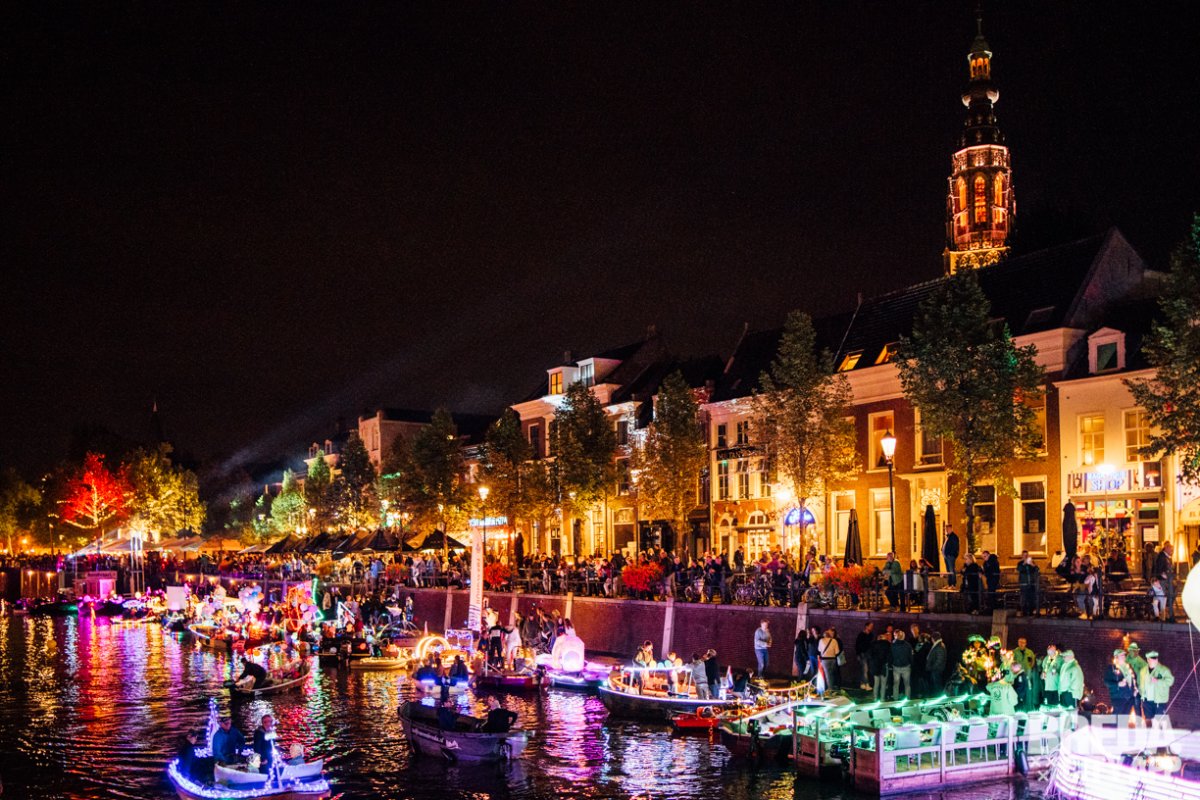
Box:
[474,666,545,693]
[598,666,743,721]
[349,656,409,672]
[670,707,722,732]
[719,698,826,759]
[26,597,79,617]
[168,699,331,800]
[398,700,527,763]
[226,667,310,698]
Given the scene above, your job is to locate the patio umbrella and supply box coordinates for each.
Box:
[417,529,467,552]
[1061,502,1079,561]
[921,505,941,572]
[266,533,299,554]
[843,508,863,567]
[513,531,525,567]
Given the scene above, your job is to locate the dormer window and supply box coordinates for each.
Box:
[1087,328,1126,374]
[579,362,594,387]
[875,343,898,365]
[838,351,862,372]
[549,371,563,395]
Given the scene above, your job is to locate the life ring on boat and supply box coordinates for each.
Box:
[697,706,715,719]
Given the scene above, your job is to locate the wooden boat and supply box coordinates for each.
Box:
[474,668,545,693]
[598,667,742,721]
[226,666,310,698]
[349,656,408,671]
[398,700,527,763]
[167,757,330,800]
[545,667,608,691]
[719,699,824,759]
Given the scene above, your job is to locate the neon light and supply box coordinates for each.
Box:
[167,759,331,799]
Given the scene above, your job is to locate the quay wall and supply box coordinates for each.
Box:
[405,587,1200,729]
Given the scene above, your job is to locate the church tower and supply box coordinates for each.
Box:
[944,9,1015,274]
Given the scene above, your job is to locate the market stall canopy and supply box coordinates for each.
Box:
[239,541,273,554]
[265,533,302,554]
[198,536,243,553]
[410,530,466,552]
[155,536,204,552]
[301,531,334,553]
[360,529,400,552]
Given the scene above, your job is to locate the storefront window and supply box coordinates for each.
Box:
[871,487,892,555]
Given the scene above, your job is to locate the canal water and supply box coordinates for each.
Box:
[0,615,1042,800]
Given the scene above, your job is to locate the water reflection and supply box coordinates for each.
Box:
[0,617,1046,799]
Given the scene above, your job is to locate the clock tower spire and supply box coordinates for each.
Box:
[944,5,1015,274]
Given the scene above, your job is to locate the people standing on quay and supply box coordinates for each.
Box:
[1154,542,1177,622]
[942,527,960,586]
[817,629,840,691]
[855,622,874,691]
[890,630,913,699]
[869,631,892,701]
[753,620,772,676]
[926,632,946,694]
[1139,651,1174,726]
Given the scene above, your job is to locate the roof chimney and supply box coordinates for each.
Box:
[563,350,573,365]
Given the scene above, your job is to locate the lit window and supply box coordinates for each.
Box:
[956,178,967,214]
[869,411,895,469]
[914,408,943,466]
[875,343,897,365]
[1124,409,1150,463]
[870,488,892,556]
[838,351,862,372]
[717,461,730,500]
[1079,414,1105,466]
[548,371,563,395]
[735,420,750,446]
[1016,479,1047,553]
[974,484,996,540]
[994,173,1004,206]
[974,174,987,223]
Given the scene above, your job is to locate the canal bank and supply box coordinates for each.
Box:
[405,587,1200,728]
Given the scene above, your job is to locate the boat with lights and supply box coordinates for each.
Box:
[226,666,310,698]
[598,665,743,721]
[348,655,409,671]
[474,666,546,693]
[398,700,528,763]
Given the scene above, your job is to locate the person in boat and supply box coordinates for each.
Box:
[480,696,518,733]
[703,649,720,699]
[236,656,269,690]
[413,657,441,683]
[632,640,655,691]
[437,699,459,730]
[448,654,470,682]
[690,653,711,700]
[730,667,751,699]
[211,716,246,764]
[176,730,213,783]
[252,714,277,773]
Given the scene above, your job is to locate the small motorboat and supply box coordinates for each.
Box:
[670,707,722,732]
[226,666,310,698]
[398,700,527,763]
[545,666,609,691]
[26,598,79,617]
[168,757,330,800]
[474,667,545,693]
[598,666,743,721]
[349,656,409,672]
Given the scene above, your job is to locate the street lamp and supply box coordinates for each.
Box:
[881,430,898,555]
[478,485,490,558]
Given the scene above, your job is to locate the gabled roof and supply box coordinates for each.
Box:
[712,229,1149,402]
[515,332,666,404]
[609,354,725,405]
[367,407,496,444]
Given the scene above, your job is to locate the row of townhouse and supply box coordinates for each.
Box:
[280,228,1196,576]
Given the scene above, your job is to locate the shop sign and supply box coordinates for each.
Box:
[1068,462,1162,495]
[468,515,508,528]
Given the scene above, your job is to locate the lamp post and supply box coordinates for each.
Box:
[1097,463,1115,546]
[478,485,490,558]
[881,430,898,556]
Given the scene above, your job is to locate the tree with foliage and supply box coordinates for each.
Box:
[306,450,334,531]
[751,311,858,553]
[399,409,469,559]
[632,371,709,555]
[333,431,377,529]
[553,380,617,511]
[0,468,41,553]
[1127,214,1200,485]
[481,409,557,560]
[271,469,306,535]
[123,445,205,540]
[58,452,131,544]
[897,271,1045,552]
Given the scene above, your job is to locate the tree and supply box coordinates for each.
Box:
[334,431,377,529]
[306,450,333,530]
[58,452,131,543]
[123,445,205,540]
[482,409,532,558]
[1127,214,1200,485]
[632,371,709,555]
[271,469,306,535]
[0,468,41,553]
[553,380,617,510]
[399,409,469,559]
[751,311,858,553]
[897,271,1045,552]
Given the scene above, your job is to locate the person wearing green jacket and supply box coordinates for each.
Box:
[1139,651,1174,723]
[986,672,1018,715]
[882,553,904,610]
[1058,650,1085,710]
[1039,643,1062,707]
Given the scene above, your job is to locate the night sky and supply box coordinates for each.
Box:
[3,2,1198,475]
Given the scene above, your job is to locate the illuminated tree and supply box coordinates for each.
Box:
[1127,214,1200,485]
[553,380,617,509]
[333,431,377,528]
[306,450,333,530]
[271,469,306,534]
[482,409,556,559]
[58,452,130,542]
[897,271,1045,552]
[752,311,858,552]
[397,409,469,559]
[632,371,708,555]
[123,445,205,540]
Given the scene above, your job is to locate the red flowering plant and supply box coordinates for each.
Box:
[483,562,512,589]
[621,563,664,596]
[813,565,874,596]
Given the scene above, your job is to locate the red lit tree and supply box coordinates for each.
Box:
[59,453,130,542]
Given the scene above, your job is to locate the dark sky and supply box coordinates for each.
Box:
[3,2,1198,475]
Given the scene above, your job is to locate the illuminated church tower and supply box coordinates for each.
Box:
[944,10,1015,274]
